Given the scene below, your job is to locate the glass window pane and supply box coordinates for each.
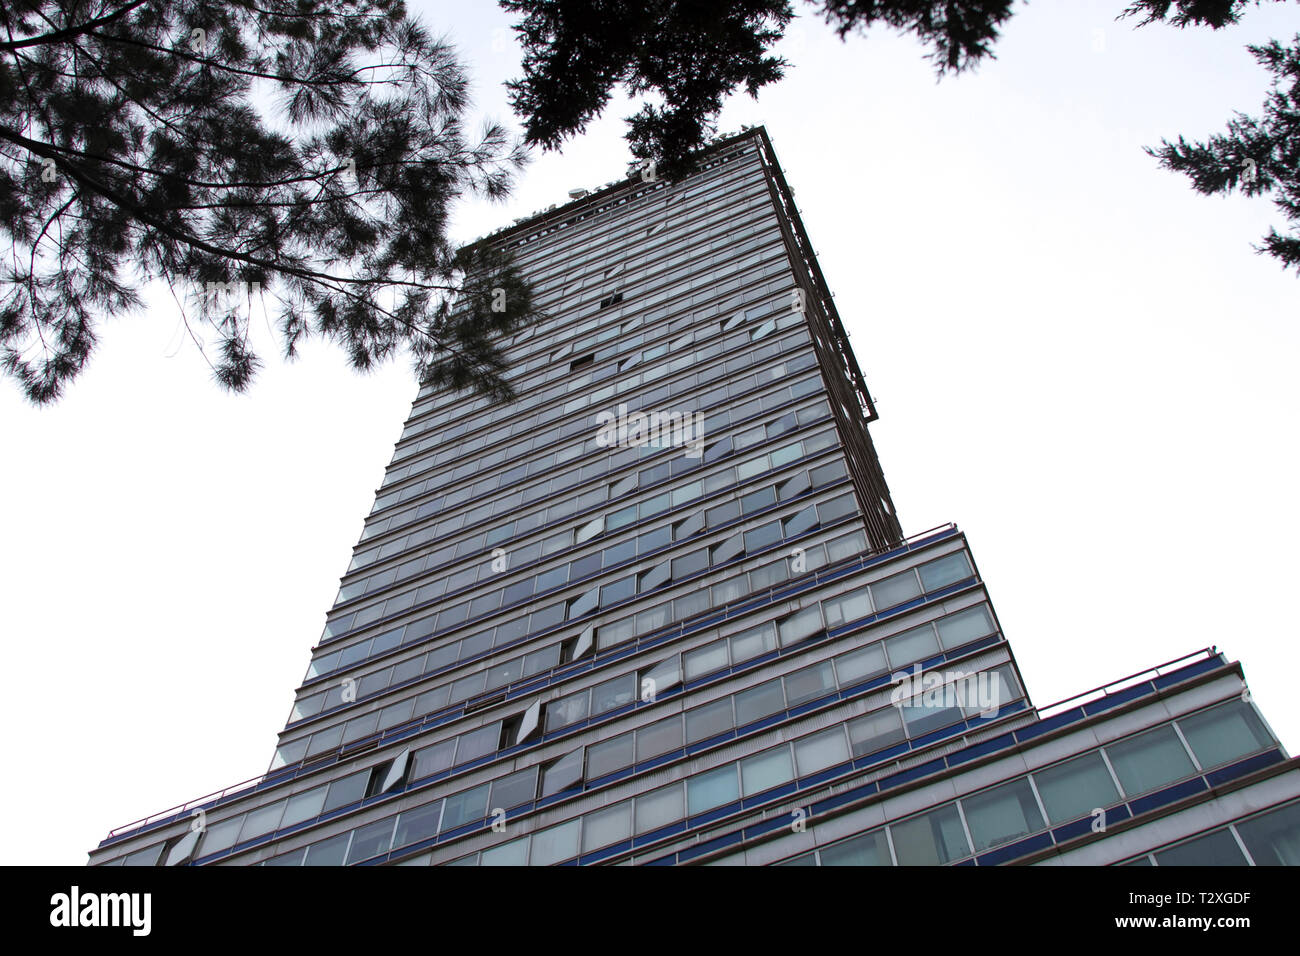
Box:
[546,690,590,731]
[635,784,684,835]
[778,605,822,646]
[392,800,443,849]
[1106,726,1196,796]
[730,624,777,664]
[346,818,395,864]
[734,678,786,726]
[891,804,970,865]
[820,830,891,866]
[304,832,351,866]
[835,642,887,686]
[282,787,327,828]
[636,717,683,762]
[1033,751,1120,824]
[581,800,633,853]
[1177,701,1274,770]
[919,552,973,591]
[936,605,995,649]
[455,723,500,765]
[961,778,1045,853]
[871,570,922,610]
[847,707,906,758]
[686,698,734,745]
[590,674,636,717]
[1153,828,1248,866]
[740,746,794,796]
[411,739,456,780]
[687,764,740,815]
[323,770,369,812]
[784,660,836,708]
[481,836,529,866]
[884,624,940,669]
[490,767,538,811]
[684,639,729,680]
[1235,801,1300,865]
[794,727,850,776]
[586,732,634,780]
[541,747,585,797]
[823,585,872,628]
[531,818,582,866]
[440,783,490,832]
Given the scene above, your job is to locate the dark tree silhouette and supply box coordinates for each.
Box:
[0,0,539,405]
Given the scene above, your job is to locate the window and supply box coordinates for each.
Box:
[531,818,581,866]
[885,624,940,669]
[847,707,906,757]
[834,642,887,686]
[546,690,589,731]
[586,732,634,780]
[590,674,636,717]
[1234,801,1300,865]
[636,717,683,762]
[936,605,995,649]
[685,698,734,745]
[687,764,740,816]
[1033,751,1119,824]
[392,800,443,849]
[820,830,891,866]
[891,804,970,865]
[1177,700,1274,770]
[489,767,538,811]
[823,586,872,628]
[582,801,633,853]
[871,571,922,611]
[1106,725,1196,796]
[635,784,683,835]
[793,727,850,775]
[735,678,786,726]
[541,747,585,797]
[1153,828,1249,866]
[961,778,1045,853]
[346,818,395,863]
[919,552,973,591]
[736,747,793,804]
[777,605,822,646]
[683,639,728,680]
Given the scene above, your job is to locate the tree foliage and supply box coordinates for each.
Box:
[502,0,1300,275]
[0,0,538,404]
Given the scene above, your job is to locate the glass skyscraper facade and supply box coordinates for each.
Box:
[89,128,1300,867]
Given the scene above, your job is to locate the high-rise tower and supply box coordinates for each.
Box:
[89,128,1300,867]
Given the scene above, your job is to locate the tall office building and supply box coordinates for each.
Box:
[90,128,1300,867]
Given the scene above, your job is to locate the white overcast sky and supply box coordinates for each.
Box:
[3,1,1297,865]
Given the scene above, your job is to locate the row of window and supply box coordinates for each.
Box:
[258,657,1019,867]
[299,521,874,752]
[346,371,827,597]
[778,698,1278,866]
[280,545,977,810]
[376,321,811,550]
[295,484,860,732]
[379,295,807,519]
[305,470,852,715]
[101,571,995,868]
[396,238,792,467]
[319,663,1021,868]
[1120,800,1300,866]
[320,420,842,649]
[500,151,765,312]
